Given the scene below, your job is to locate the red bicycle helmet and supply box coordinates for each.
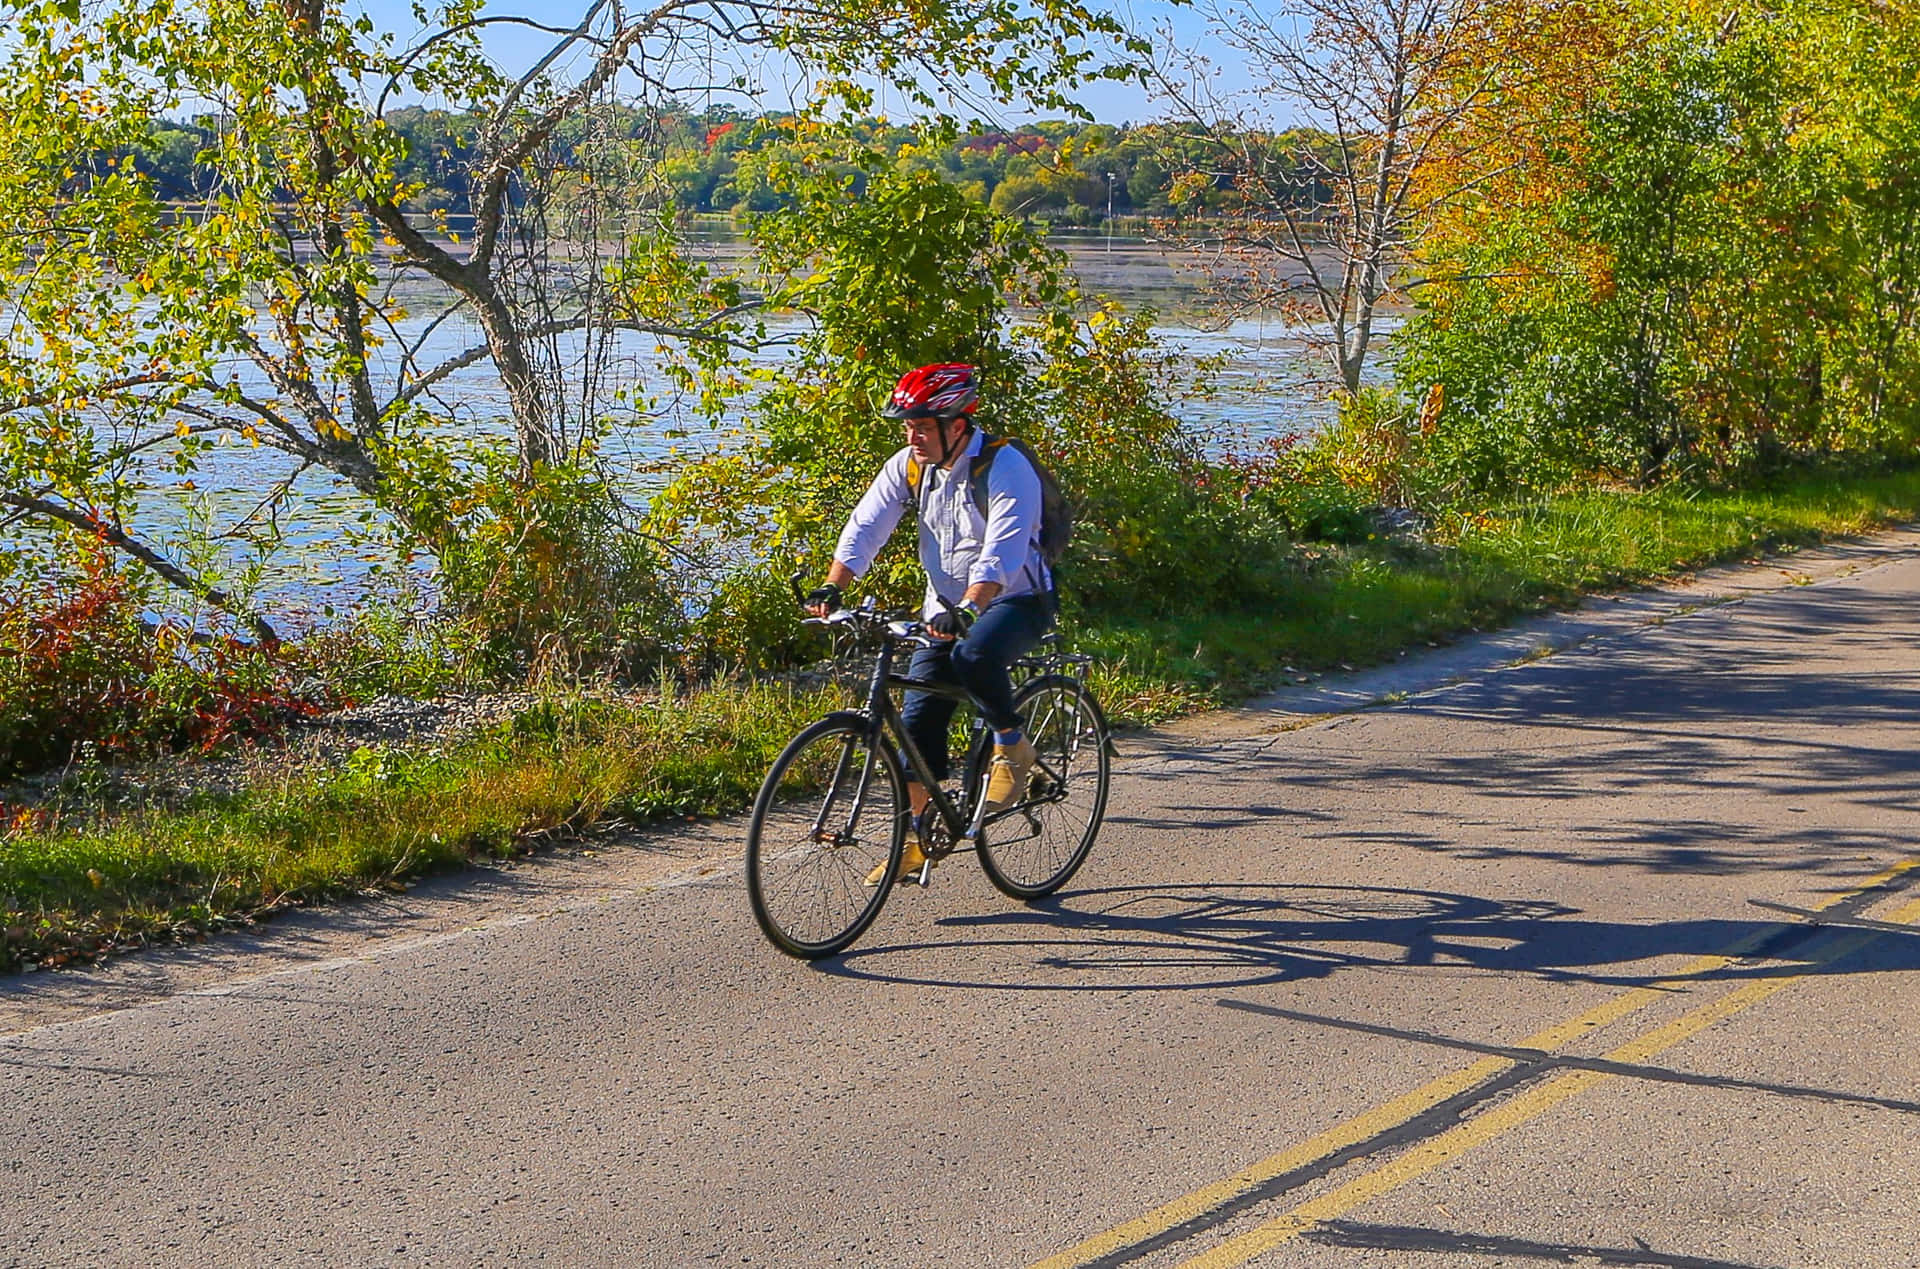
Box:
[883,363,979,420]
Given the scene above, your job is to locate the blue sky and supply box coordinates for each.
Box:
[350,0,1248,127]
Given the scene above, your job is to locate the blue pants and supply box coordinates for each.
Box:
[900,592,1055,783]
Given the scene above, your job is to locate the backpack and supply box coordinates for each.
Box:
[905,432,1074,568]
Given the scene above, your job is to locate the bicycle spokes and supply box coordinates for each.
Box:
[976,675,1112,901]
[747,719,907,958]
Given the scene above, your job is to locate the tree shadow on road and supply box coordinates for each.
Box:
[1118,585,1920,864]
[1300,1220,1781,1268]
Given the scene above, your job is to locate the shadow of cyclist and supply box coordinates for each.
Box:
[814,880,1920,993]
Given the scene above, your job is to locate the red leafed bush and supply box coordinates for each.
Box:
[0,552,318,778]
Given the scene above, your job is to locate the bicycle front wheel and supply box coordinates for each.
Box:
[976,675,1112,900]
[746,716,907,958]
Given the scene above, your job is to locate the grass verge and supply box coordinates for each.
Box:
[1084,471,1920,707]
[0,682,836,970]
[6,467,1920,970]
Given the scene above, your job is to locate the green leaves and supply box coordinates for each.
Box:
[780,0,1131,124]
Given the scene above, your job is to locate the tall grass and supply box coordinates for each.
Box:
[1085,469,1920,703]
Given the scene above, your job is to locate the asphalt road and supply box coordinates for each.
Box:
[6,534,1920,1268]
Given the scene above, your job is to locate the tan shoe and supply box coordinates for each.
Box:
[984,737,1039,812]
[865,835,931,887]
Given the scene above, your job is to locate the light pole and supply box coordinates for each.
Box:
[1105,171,1116,256]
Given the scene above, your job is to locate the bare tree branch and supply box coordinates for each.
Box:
[0,372,183,416]
[396,302,771,404]
[374,13,614,118]
[0,492,279,643]
[221,459,316,544]
[1152,0,1505,391]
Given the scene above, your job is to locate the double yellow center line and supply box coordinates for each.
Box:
[1033,858,1920,1269]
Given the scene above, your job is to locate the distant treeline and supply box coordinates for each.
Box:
[128,106,1340,225]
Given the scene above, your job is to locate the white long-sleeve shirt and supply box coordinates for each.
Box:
[834,429,1052,620]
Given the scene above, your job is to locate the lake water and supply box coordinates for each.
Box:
[7,235,1393,629]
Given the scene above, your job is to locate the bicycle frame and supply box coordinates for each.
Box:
[856,622,992,859]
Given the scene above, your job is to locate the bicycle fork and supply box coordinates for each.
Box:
[809,731,877,850]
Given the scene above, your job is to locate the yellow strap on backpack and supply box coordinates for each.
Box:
[905,437,1008,505]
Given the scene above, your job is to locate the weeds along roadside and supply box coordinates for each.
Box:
[7,464,1920,972]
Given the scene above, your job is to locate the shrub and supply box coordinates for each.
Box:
[0,550,315,777]
[295,601,490,704]
[383,450,686,683]
[1239,386,1443,542]
[1015,306,1304,617]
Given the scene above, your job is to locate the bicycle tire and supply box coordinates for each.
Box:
[746,715,907,958]
[975,675,1111,900]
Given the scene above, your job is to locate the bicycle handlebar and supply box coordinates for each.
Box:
[802,607,939,645]
[791,569,956,648]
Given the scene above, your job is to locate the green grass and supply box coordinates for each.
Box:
[1083,470,1920,703]
[6,466,1920,969]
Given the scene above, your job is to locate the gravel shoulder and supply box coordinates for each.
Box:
[2,690,555,809]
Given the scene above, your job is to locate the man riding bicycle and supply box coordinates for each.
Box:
[804,362,1056,886]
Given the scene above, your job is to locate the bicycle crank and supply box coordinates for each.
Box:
[916,806,957,861]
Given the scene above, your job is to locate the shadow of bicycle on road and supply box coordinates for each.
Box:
[816,880,1920,994]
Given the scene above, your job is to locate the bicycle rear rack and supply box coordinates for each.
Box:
[1013,633,1092,682]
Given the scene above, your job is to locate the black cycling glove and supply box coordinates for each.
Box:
[927,604,976,639]
[804,582,844,612]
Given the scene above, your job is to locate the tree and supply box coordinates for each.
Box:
[1400,0,1920,490]
[990,173,1068,217]
[1152,0,1508,392]
[0,0,1130,646]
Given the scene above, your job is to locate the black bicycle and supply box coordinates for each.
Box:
[745,597,1114,959]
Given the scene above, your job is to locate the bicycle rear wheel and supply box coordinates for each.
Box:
[976,675,1111,900]
[746,716,907,958]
